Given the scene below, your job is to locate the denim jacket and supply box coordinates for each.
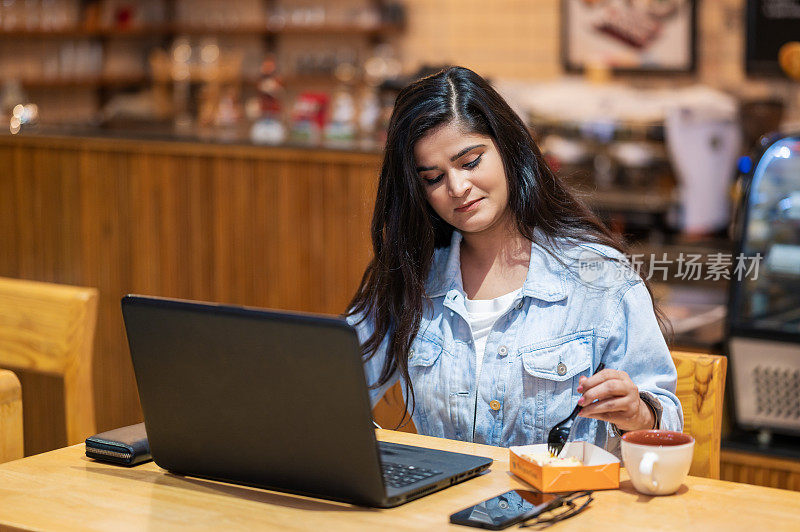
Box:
[349,231,682,455]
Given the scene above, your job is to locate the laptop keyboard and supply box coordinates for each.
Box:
[381,462,442,489]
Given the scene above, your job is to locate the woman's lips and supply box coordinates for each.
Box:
[455,198,483,213]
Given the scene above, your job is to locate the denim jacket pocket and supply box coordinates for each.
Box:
[519,332,593,432]
[407,335,445,430]
[408,335,444,368]
[520,333,593,381]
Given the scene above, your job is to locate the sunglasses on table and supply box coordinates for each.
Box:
[519,490,594,529]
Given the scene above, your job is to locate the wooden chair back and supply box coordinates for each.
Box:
[0,277,98,450]
[0,369,23,463]
[670,350,727,479]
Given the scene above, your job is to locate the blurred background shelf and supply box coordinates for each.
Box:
[2,0,405,127]
[0,23,401,38]
[19,75,149,88]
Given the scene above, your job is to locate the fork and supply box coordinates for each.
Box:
[546,362,605,457]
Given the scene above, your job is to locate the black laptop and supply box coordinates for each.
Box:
[121,295,492,508]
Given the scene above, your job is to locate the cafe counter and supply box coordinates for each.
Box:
[0,129,381,454]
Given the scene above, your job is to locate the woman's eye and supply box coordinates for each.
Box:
[464,154,482,169]
[423,174,444,185]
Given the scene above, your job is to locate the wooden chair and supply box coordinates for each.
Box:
[0,369,23,462]
[670,350,727,479]
[0,277,98,453]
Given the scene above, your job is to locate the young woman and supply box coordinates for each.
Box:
[346,67,681,454]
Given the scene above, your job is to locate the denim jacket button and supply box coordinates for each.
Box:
[515,300,523,310]
[489,400,501,411]
[557,362,567,376]
[498,345,508,356]
[408,348,415,359]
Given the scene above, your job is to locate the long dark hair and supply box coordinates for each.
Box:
[346,66,665,427]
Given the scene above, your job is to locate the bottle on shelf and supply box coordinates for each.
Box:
[249,54,286,144]
[324,61,357,143]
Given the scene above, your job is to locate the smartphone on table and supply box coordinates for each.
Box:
[449,489,558,530]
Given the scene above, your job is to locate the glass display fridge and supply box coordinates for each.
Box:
[728,132,800,436]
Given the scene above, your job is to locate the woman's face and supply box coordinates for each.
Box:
[414,122,510,238]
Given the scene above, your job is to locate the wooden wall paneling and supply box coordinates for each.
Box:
[272,157,291,308]
[50,147,79,281]
[211,156,234,304]
[128,151,160,297]
[29,144,47,279]
[343,161,367,310]
[12,372,64,455]
[82,148,135,434]
[276,160,308,311]
[343,161,375,304]
[56,147,83,285]
[236,156,253,305]
[0,136,382,446]
[307,160,327,312]
[0,145,18,276]
[296,160,316,310]
[240,158,260,307]
[720,450,800,492]
[13,146,34,278]
[155,154,184,299]
[263,158,285,310]
[322,162,348,313]
[8,145,25,275]
[186,155,217,302]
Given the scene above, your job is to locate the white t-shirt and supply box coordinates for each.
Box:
[464,288,522,380]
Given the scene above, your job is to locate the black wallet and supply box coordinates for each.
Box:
[85,423,152,466]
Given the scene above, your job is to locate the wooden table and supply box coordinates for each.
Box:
[1,430,799,531]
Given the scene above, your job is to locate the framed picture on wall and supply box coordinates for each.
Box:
[561,0,696,73]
